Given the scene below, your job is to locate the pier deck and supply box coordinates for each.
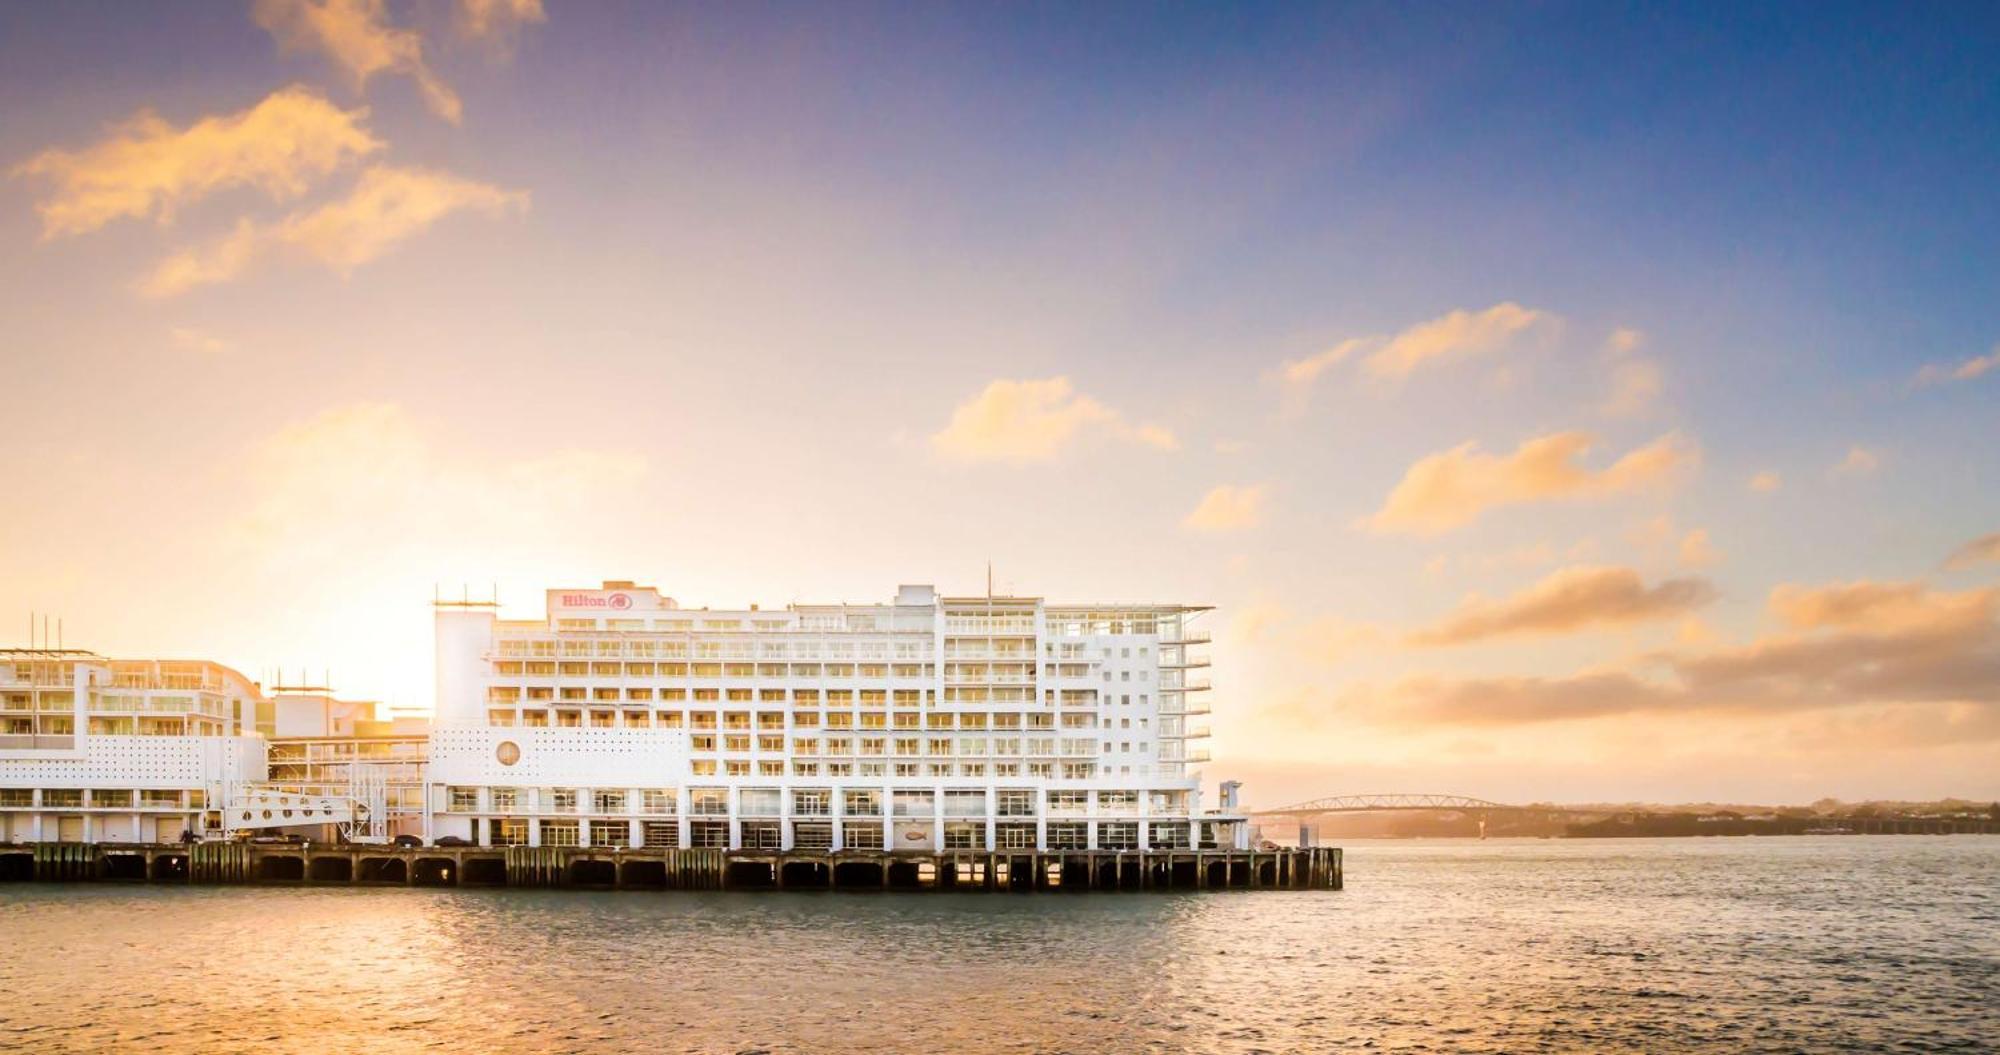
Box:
[0,843,1342,891]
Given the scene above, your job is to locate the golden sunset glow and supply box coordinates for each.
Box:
[3,0,1997,811]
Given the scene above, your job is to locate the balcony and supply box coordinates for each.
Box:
[1161,631,1211,646]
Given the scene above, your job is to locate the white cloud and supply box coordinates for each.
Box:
[1748,470,1782,493]
[12,86,380,238]
[930,377,1177,464]
[142,165,527,297]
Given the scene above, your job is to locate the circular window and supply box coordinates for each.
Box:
[496,740,521,766]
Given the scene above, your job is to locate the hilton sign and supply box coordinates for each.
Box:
[559,592,634,610]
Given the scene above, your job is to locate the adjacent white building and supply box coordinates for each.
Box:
[428,582,1242,852]
[0,649,266,843]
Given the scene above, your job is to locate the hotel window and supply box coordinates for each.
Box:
[642,789,676,814]
[1098,822,1138,850]
[642,821,678,848]
[860,713,887,730]
[1046,823,1087,850]
[542,820,581,847]
[793,737,820,755]
[793,762,820,777]
[826,737,853,755]
[793,789,831,815]
[691,821,729,847]
[491,787,520,812]
[758,761,784,776]
[549,788,579,811]
[740,821,781,849]
[724,735,751,752]
[690,712,717,729]
[843,789,881,816]
[793,711,820,728]
[690,788,729,815]
[588,819,630,848]
[902,763,927,777]
[494,818,529,846]
[826,712,853,729]
[448,787,479,812]
[996,790,1035,817]
[892,790,935,817]
[691,760,717,776]
[893,711,920,729]
[725,760,751,776]
[592,790,627,814]
[860,737,886,756]
[691,734,716,752]
[826,762,853,777]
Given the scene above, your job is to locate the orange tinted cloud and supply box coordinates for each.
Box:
[13,86,380,238]
[1768,580,1996,635]
[1408,565,1715,646]
[1911,347,2000,388]
[1363,301,1554,379]
[1183,484,1269,533]
[142,165,527,297]
[1945,532,2000,571]
[254,0,462,123]
[1325,575,1999,731]
[1367,431,1697,534]
[930,376,1177,464]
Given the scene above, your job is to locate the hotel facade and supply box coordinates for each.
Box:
[428,582,1243,853]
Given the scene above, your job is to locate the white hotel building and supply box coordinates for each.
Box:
[430,582,1242,853]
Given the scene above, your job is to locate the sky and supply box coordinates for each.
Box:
[3,1,1998,807]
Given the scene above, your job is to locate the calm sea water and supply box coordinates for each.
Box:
[1,837,1995,1054]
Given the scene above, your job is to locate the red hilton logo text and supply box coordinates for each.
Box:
[560,593,633,609]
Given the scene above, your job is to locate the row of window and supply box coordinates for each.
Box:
[480,818,1200,851]
[0,788,203,808]
[446,786,1187,816]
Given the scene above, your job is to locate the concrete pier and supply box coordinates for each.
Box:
[0,842,1343,892]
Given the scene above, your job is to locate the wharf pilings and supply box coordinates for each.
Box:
[0,843,1342,892]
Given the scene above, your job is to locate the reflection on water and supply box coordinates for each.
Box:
[2,837,1995,1053]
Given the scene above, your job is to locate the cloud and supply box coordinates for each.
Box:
[1830,445,1881,478]
[1768,580,1996,635]
[1911,347,2000,388]
[142,165,527,297]
[1944,532,2000,571]
[1277,303,1555,400]
[1278,337,1370,389]
[458,0,546,39]
[1598,328,1663,418]
[1366,431,1698,535]
[1748,470,1782,493]
[1408,565,1716,646]
[930,376,1177,464]
[254,0,462,123]
[1362,302,1555,380]
[12,86,380,238]
[240,401,647,564]
[168,326,230,355]
[1183,484,1269,533]
[1347,579,2000,730]
[1678,528,1721,569]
